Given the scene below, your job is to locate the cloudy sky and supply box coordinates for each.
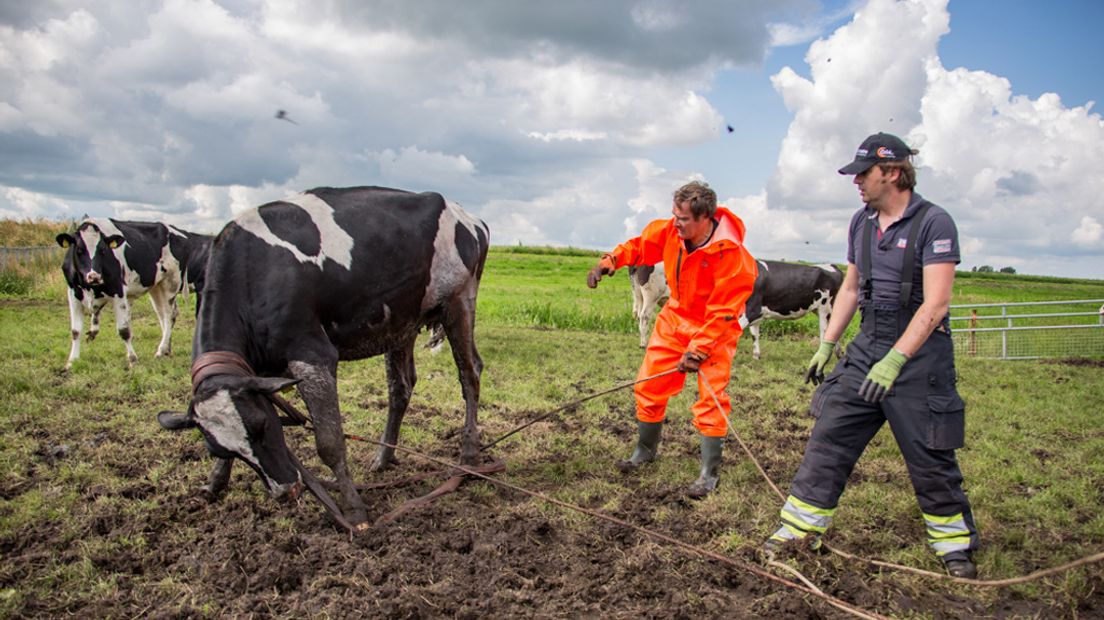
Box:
[2,0,1102,278]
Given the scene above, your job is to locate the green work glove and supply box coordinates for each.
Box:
[858,349,909,402]
[803,340,837,385]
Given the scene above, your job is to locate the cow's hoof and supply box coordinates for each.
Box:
[368,454,399,472]
[459,449,480,468]
[198,485,224,502]
[85,332,98,342]
[346,506,370,526]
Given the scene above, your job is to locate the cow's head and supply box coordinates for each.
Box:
[157,375,303,500]
[56,221,125,287]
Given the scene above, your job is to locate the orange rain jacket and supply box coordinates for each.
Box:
[599,207,758,436]
[600,206,758,359]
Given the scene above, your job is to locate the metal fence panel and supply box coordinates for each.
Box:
[950,299,1104,360]
[0,246,63,272]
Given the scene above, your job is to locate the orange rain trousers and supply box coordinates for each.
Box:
[635,304,739,437]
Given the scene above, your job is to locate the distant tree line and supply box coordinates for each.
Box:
[971,265,1017,274]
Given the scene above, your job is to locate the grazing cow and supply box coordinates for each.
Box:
[156,186,490,527]
[628,263,669,348]
[56,219,212,371]
[743,260,844,359]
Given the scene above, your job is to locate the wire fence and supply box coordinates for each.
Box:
[0,246,62,271]
[950,299,1104,360]
[0,246,63,295]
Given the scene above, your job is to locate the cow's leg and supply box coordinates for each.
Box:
[148,285,175,358]
[202,457,233,499]
[443,290,483,466]
[641,290,661,348]
[88,297,106,341]
[112,296,138,366]
[750,322,762,360]
[369,336,417,472]
[631,283,642,321]
[632,284,644,346]
[288,354,369,525]
[64,289,84,371]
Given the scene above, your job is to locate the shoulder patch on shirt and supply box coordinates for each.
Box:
[932,239,952,253]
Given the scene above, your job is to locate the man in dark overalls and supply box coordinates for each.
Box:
[765,133,979,578]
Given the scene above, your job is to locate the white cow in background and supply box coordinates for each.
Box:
[629,264,669,348]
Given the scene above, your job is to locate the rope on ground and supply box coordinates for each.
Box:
[697,375,1104,587]
[479,368,680,451]
[362,437,888,620]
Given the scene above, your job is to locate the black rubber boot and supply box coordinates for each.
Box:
[617,421,662,472]
[686,436,723,499]
[943,555,978,579]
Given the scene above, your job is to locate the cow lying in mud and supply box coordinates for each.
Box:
[157,186,489,528]
[56,219,212,371]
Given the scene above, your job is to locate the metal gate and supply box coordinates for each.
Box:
[950,299,1104,360]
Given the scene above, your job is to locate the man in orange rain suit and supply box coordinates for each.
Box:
[587,181,757,498]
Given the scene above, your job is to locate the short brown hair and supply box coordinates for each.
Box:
[877,160,916,191]
[673,181,717,219]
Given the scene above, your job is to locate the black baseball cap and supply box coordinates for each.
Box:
[838,132,915,175]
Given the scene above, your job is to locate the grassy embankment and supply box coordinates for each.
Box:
[1,235,1103,616]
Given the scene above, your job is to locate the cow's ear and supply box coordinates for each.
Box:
[106,235,125,249]
[248,377,300,394]
[157,410,196,431]
[56,233,74,248]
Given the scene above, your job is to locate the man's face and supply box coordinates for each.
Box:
[672,201,712,243]
[853,165,897,208]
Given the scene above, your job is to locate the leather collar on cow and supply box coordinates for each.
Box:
[191,351,255,394]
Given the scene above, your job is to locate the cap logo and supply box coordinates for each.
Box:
[876,146,895,158]
[855,148,869,157]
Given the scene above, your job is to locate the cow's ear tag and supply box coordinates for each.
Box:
[60,239,70,248]
[109,239,120,249]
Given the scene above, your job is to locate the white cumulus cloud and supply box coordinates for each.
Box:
[752,0,1104,276]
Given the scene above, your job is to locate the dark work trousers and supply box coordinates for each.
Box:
[788,304,979,558]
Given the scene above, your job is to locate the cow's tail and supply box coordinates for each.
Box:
[424,323,447,354]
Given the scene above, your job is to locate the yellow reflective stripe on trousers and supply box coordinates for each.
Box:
[923,512,970,555]
[770,523,805,542]
[780,495,835,534]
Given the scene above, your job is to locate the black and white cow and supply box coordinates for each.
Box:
[743,260,844,359]
[628,263,669,348]
[56,219,212,371]
[156,186,489,527]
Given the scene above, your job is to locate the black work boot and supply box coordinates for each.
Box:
[617,421,662,472]
[686,436,723,499]
[943,554,978,579]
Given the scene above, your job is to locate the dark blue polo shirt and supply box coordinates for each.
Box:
[846,192,960,309]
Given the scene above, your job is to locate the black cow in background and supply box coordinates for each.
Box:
[157,186,490,528]
[56,219,212,371]
[743,260,844,359]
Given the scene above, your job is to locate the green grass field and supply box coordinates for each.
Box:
[1,243,1103,617]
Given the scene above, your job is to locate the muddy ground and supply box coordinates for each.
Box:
[5,423,1102,620]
